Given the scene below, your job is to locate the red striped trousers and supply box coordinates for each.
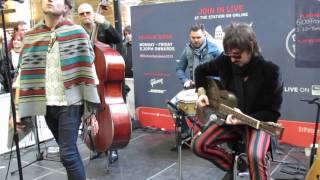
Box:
[191,121,270,180]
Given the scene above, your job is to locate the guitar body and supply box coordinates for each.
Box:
[306,147,320,180]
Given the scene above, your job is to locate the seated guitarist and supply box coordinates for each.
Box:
[192,22,283,180]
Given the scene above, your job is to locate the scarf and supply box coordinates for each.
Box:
[190,39,208,80]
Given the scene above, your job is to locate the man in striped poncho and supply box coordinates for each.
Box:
[17,0,100,179]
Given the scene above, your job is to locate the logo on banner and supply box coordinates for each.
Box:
[210,25,224,50]
[285,28,296,58]
[149,78,166,94]
[311,85,320,96]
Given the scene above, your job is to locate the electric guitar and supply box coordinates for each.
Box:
[204,78,284,139]
[306,145,320,180]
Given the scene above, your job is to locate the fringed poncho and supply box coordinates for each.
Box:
[18,20,100,117]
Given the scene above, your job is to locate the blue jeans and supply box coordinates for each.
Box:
[45,105,85,180]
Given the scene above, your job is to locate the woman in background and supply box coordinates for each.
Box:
[10,32,23,71]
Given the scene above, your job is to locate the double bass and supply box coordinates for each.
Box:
[83,0,132,152]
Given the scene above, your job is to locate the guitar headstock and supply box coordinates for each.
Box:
[264,122,284,139]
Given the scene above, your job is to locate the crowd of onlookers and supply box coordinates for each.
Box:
[0,21,28,94]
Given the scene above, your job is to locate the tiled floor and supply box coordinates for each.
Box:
[0,128,308,180]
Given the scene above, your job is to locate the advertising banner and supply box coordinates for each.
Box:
[295,0,320,68]
[131,0,320,147]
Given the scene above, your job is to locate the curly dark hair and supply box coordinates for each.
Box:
[223,22,261,57]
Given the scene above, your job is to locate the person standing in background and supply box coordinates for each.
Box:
[123,25,132,78]
[122,25,132,103]
[13,21,28,39]
[172,23,222,144]
[176,23,222,89]
[122,25,138,129]
[8,21,28,51]
[10,33,23,71]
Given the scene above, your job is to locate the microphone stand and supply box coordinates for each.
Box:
[113,0,123,53]
[167,100,184,180]
[301,98,320,167]
[11,116,60,175]
[0,1,23,179]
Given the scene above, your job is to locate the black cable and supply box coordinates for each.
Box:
[0,3,23,179]
[4,137,15,180]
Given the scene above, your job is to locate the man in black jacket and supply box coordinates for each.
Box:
[193,22,283,180]
[123,25,132,78]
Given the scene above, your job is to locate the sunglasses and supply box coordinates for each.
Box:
[223,51,242,59]
[79,11,91,16]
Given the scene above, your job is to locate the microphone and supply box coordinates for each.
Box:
[208,113,218,122]
[202,107,225,126]
[301,98,319,104]
[208,113,225,126]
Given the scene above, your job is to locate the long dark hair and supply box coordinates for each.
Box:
[223,22,261,57]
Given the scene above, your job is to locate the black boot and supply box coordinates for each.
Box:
[109,150,118,164]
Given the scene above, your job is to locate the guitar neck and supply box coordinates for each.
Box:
[217,104,283,138]
[219,104,260,128]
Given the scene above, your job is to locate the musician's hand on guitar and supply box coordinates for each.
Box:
[225,114,241,125]
[197,94,209,107]
[225,108,242,125]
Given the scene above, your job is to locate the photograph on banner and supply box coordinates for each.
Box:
[295,0,320,68]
